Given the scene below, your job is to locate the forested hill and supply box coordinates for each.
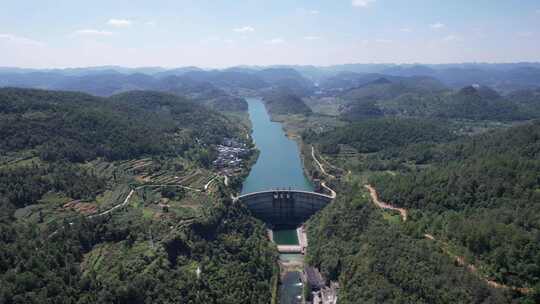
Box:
[339,82,535,122]
[302,116,540,302]
[307,187,510,304]
[0,88,277,303]
[369,120,540,293]
[303,118,456,154]
[262,89,312,116]
[0,88,237,162]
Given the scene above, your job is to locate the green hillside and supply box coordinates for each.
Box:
[262,89,312,116]
[0,88,276,304]
[303,118,456,154]
[368,121,540,292]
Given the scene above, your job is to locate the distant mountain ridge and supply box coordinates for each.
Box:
[0,66,316,108]
[3,63,540,93]
[339,79,535,121]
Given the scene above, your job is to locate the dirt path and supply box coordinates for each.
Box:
[136,184,202,193]
[423,234,531,294]
[364,184,530,294]
[364,184,407,222]
[365,184,530,294]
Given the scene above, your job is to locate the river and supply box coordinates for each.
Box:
[242,97,312,304]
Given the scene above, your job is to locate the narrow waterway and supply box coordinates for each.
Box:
[242,97,312,304]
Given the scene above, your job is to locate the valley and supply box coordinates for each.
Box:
[1,63,540,304]
[3,1,540,303]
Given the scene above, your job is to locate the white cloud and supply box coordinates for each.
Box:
[74,29,114,36]
[430,22,445,29]
[233,26,255,33]
[399,28,412,33]
[145,21,157,27]
[304,36,322,41]
[352,0,376,8]
[442,34,463,42]
[108,19,132,27]
[265,38,285,45]
[309,10,320,15]
[375,38,392,43]
[0,33,44,46]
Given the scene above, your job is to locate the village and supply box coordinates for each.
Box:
[212,137,251,175]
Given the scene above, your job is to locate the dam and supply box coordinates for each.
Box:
[235,189,333,227]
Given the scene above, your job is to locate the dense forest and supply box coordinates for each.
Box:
[0,198,277,304]
[304,118,540,303]
[303,118,456,154]
[306,185,511,304]
[0,88,237,163]
[369,121,540,290]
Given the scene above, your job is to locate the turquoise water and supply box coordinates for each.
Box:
[241,98,313,194]
[273,229,299,245]
[241,97,310,304]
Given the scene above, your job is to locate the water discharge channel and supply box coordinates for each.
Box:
[242,97,312,304]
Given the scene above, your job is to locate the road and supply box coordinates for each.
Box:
[364,184,408,222]
[89,189,135,219]
[204,175,219,191]
[311,146,336,179]
[321,181,336,199]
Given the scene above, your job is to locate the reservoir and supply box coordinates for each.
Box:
[242,97,312,304]
[241,98,313,194]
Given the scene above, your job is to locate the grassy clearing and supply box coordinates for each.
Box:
[382,212,402,224]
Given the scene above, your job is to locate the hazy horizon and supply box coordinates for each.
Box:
[2,0,540,68]
[3,61,540,72]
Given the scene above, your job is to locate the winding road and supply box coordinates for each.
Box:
[311,146,336,179]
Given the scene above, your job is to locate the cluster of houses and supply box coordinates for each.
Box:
[213,138,250,169]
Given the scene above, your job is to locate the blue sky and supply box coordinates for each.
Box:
[1,0,539,68]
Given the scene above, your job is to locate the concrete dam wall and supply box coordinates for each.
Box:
[236,190,333,227]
